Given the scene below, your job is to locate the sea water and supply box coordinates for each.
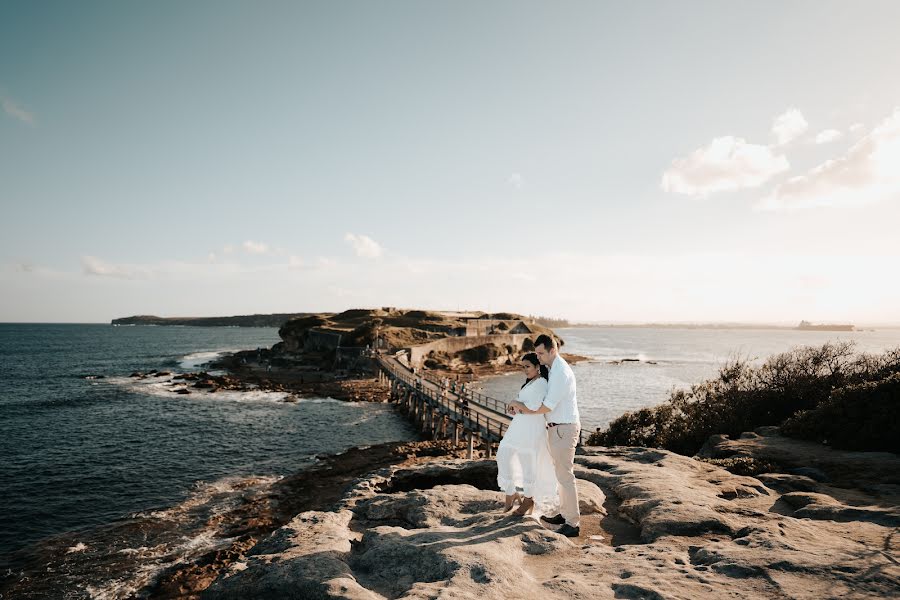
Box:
[0,323,416,597]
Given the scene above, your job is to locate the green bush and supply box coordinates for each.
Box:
[587,342,900,455]
[781,372,900,453]
[697,456,782,477]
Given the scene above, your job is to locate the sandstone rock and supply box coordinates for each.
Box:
[699,430,900,493]
[203,511,380,600]
[756,473,819,493]
[576,478,607,516]
[202,452,900,600]
[780,491,900,526]
[576,447,769,542]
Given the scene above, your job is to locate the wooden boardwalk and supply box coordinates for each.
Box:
[376,354,584,458]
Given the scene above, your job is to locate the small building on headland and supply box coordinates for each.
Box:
[463,319,534,337]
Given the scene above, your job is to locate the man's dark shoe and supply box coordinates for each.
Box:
[556,524,580,537]
[541,514,566,525]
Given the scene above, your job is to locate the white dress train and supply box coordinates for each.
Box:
[496,377,560,517]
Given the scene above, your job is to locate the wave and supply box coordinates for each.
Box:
[570,350,737,365]
[81,473,282,600]
[103,375,294,403]
[130,474,283,522]
[178,349,237,370]
[102,375,364,407]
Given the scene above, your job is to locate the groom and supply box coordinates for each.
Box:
[509,334,581,537]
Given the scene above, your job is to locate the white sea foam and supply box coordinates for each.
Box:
[179,349,236,369]
[88,474,282,599]
[131,474,282,521]
[104,375,293,403]
[66,542,88,553]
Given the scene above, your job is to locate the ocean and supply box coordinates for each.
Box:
[478,326,900,432]
[0,323,417,597]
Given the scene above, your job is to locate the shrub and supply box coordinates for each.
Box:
[587,342,900,455]
[697,457,782,477]
[781,372,900,453]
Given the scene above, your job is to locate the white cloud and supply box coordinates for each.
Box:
[1,93,34,124]
[316,256,338,269]
[288,255,305,270]
[772,108,809,146]
[849,122,865,133]
[661,136,789,196]
[242,240,269,254]
[814,129,842,144]
[508,173,524,189]
[344,233,383,259]
[8,247,898,324]
[757,107,900,211]
[81,256,148,279]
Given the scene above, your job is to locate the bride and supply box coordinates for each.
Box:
[496,353,559,517]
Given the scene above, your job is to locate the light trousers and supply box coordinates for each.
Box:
[547,423,580,527]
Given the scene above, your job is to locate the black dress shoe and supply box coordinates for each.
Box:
[541,513,566,525]
[556,524,580,537]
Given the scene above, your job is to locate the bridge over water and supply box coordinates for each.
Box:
[376,354,585,458]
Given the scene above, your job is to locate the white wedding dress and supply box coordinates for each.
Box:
[496,377,560,517]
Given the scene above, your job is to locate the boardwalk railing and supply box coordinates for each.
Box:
[376,355,586,456]
[419,372,511,416]
[377,356,509,458]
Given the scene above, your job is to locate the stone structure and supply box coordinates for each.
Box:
[408,333,532,367]
[304,328,344,352]
[463,319,534,337]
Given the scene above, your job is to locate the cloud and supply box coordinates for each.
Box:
[317,256,337,268]
[772,108,808,145]
[1,93,34,124]
[849,122,865,133]
[814,129,842,144]
[81,256,148,279]
[242,240,269,254]
[344,233,383,259]
[10,246,898,324]
[661,136,789,196]
[508,173,524,189]
[288,255,305,270]
[757,107,900,211]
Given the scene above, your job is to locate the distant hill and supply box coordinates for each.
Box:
[111,314,314,327]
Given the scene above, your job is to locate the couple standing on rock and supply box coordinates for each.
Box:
[497,334,581,537]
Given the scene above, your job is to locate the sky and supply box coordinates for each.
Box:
[2,1,900,324]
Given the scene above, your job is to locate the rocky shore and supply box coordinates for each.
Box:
[148,428,898,599]
[126,368,395,404]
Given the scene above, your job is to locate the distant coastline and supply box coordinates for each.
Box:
[110,313,884,331]
[111,314,313,327]
[582,322,859,331]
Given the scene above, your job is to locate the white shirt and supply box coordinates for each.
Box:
[543,355,579,424]
[519,376,548,411]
